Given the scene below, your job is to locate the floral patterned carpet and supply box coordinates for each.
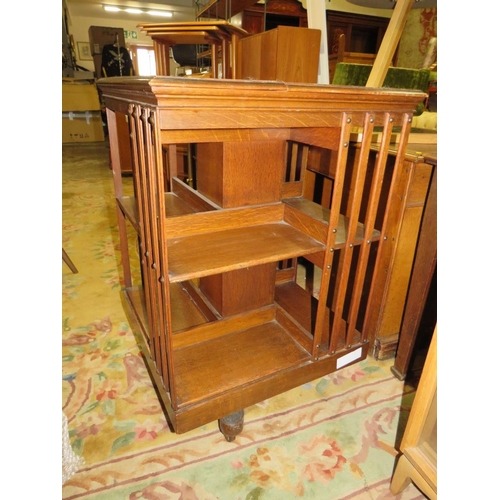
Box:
[62,141,425,500]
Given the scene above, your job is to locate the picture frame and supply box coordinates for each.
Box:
[77,41,93,61]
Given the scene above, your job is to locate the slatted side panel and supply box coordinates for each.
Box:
[275,114,414,357]
[128,104,156,356]
[344,113,395,347]
[312,113,353,358]
[361,113,414,342]
[328,112,376,352]
[323,112,412,354]
[128,104,176,404]
[327,112,384,352]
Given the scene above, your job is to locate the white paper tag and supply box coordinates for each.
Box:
[336,347,362,369]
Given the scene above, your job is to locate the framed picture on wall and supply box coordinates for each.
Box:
[77,42,93,61]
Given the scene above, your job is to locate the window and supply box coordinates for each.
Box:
[129,45,156,76]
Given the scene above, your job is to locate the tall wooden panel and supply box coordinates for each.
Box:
[234,26,321,83]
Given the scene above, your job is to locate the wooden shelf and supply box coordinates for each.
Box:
[283,197,381,247]
[167,222,325,283]
[121,191,380,285]
[174,319,310,407]
[125,284,210,339]
[118,193,198,231]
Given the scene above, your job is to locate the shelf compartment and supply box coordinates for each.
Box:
[118,192,198,232]
[275,280,329,346]
[173,317,311,407]
[167,222,325,283]
[275,280,362,351]
[172,305,276,350]
[283,197,381,248]
[124,284,211,343]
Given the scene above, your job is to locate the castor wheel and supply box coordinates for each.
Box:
[219,410,244,441]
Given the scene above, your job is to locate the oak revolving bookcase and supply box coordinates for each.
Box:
[98,76,425,440]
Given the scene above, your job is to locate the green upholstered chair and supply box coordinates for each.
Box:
[332,63,430,115]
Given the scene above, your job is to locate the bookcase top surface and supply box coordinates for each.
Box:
[97,76,426,114]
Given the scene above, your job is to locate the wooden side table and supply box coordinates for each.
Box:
[137,21,248,79]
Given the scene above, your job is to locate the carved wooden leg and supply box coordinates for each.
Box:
[219,410,244,442]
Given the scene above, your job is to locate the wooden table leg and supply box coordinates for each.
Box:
[63,248,78,274]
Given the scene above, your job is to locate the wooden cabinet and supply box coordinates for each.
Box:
[391,326,437,498]
[233,0,389,57]
[98,76,425,439]
[199,0,390,61]
[326,11,389,56]
[239,0,308,33]
[370,145,436,359]
[391,148,436,377]
[234,25,321,83]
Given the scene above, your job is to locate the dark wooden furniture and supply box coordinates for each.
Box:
[230,0,390,60]
[98,76,425,440]
[391,325,437,498]
[198,0,391,79]
[236,0,308,33]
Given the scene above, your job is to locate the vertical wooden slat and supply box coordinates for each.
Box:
[186,144,195,188]
[299,143,309,183]
[129,105,158,366]
[106,108,122,197]
[329,112,374,353]
[153,40,169,76]
[128,104,142,205]
[362,112,414,345]
[221,39,229,79]
[167,144,178,192]
[211,44,218,78]
[107,108,132,288]
[288,141,298,183]
[345,112,395,346]
[312,113,352,358]
[142,108,170,389]
[231,34,238,79]
[149,109,176,405]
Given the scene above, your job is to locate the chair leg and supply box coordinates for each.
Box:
[63,248,78,274]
